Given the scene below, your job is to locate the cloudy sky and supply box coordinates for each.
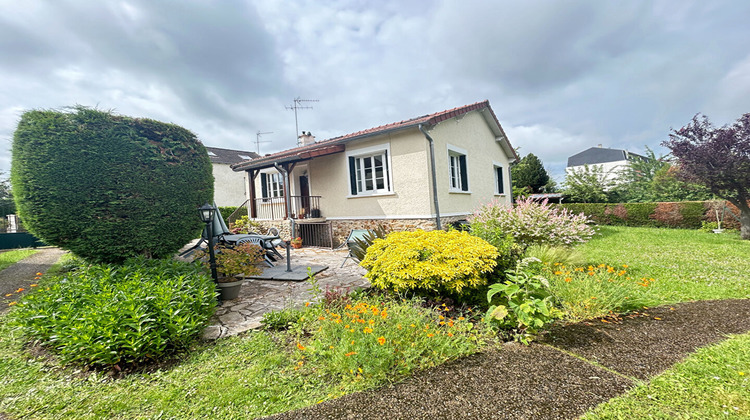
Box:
[2,0,749,182]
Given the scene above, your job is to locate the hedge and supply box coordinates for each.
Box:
[11,107,214,263]
[554,201,740,229]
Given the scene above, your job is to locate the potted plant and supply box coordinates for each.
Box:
[290,237,303,249]
[195,242,264,300]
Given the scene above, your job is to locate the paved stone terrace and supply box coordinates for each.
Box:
[202,247,369,340]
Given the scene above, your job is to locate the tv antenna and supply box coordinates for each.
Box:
[255,131,273,154]
[286,97,319,145]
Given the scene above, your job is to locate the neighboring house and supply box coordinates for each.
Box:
[231,100,519,245]
[206,147,259,207]
[566,146,648,185]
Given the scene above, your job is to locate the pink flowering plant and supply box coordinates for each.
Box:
[470,197,595,249]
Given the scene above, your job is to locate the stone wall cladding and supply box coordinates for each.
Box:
[329,215,469,247]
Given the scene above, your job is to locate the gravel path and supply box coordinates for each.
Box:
[0,247,66,313]
[265,299,750,420]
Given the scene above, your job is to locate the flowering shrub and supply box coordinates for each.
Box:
[545,262,654,321]
[287,295,486,387]
[194,242,264,280]
[470,197,595,249]
[360,230,498,294]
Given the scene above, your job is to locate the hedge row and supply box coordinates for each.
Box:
[555,201,741,229]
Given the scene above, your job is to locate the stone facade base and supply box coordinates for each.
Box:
[246,215,470,248]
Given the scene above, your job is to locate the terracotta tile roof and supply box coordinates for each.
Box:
[232,100,517,171]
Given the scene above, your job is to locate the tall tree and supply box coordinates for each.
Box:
[617,147,668,202]
[0,171,13,218]
[663,113,750,239]
[511,153,551,194]
[563,164,617,203]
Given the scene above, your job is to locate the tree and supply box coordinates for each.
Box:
[650,164,713,202]
[11,107,214,262]
[563,164,617,203]
[0,171,14,224]
[617,147,668,202]
[662,113,750,239]
[511,153,551,194]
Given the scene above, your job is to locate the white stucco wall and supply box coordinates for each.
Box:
[566,160,630,186]
[429,110,513,215]
[212,163,248,207]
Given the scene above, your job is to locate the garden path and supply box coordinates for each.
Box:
[201,247,370,339]
[0,247,66,313]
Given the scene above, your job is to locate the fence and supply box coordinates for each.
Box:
[296,221,334,249]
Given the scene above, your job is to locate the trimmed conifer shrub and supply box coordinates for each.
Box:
[11,107,213,263]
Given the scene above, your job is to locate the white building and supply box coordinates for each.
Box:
[566,146,647,185]
[206,147,259,207]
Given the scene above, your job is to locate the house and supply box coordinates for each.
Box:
[230,100,519,246]
[206,147,259,207]
[566,145,648,185]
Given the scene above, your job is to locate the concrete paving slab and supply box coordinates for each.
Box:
[249,264,328,281]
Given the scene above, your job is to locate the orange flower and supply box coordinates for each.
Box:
[36,272,43,275]
[15,288,24,293]
[457,317,465,321]
[363,327,373,334]
[30,284,38,287]
[427,333,434,337]
[344,351,357,357]
[368,319,375,325]
[564,277,572,283]
[296,343,306,351]
[377,336,386,345]
[8,302,17,306]
[305,302,311,307]
[4,293,12,297]
[447,332,454,337]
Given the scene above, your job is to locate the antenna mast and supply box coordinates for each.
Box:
[286,97,319,145]
[255,131,273,154]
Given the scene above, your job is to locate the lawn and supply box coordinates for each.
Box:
[0,248,38,272]
[0,226,748,419]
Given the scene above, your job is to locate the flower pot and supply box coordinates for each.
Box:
[713,228,725,234]
[217,278,244,300]
[291,243,302,249]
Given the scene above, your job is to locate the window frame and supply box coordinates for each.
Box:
[260,170,284,200]
[447,144,470,193]
[493,161,505,195]
[346,143,394,197]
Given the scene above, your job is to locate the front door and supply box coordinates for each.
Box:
[299,175,310,217]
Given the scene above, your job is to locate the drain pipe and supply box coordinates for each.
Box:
[418,124,442,230]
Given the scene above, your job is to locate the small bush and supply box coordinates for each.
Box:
[360,230,498,295]
[484,258,561,343]
[470,197,595,249]
[261,307,306,331]
[11,257,216,367]
[524,244,586,267]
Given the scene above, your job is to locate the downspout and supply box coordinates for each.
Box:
[418,124,442,230]
[273,162,295,239]
[508,160,517,204]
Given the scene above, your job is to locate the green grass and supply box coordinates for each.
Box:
[578,226,750,304]
[0,248,38,272]
[583,332,750,419]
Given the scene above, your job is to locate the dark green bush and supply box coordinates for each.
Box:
[11,257,216,367]
[11,107,213,264]
[219,206,238,224]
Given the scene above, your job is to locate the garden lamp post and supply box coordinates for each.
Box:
[198,203,218,285]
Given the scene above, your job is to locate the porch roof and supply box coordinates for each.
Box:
[231,100,518,172]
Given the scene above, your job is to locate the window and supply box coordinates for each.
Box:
[448,145,469,192]
[494,163,505,194]
[347,144,392,196]
[260,172,284,199]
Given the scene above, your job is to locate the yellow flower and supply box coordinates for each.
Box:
[8,301,17,306]
[427,333,434,337]
[363,327,373,334]
[36,272,43,276]
[30,284,38,287]
[377,336,386,345]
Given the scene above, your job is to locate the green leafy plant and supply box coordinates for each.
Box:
[195,242,264,281]
[230,215,265,234]
[349,225,388,262]
[360,230,498,295]
[10,257,216,368]
[484,257,561,343]
[11,107,213,264]
[523,244,586,267]
[261,307,306,331]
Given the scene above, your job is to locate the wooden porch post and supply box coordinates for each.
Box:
[248,169,258,219]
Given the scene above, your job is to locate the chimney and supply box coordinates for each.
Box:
[597,144,603,148]
[299,131,316,146]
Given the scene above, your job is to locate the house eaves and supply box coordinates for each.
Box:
[231,100,519,171]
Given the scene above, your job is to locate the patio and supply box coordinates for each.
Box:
[202,247,369,340]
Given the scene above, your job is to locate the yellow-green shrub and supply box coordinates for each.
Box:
[360,230,498,294]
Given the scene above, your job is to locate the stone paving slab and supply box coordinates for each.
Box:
[249,264,328,281]
[203,247,370,340]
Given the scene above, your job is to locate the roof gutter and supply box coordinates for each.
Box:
[418,123,442,230]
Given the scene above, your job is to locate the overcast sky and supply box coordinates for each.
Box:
[2,0,749,182]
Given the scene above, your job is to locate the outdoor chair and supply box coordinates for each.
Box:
[338,229,372,268]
